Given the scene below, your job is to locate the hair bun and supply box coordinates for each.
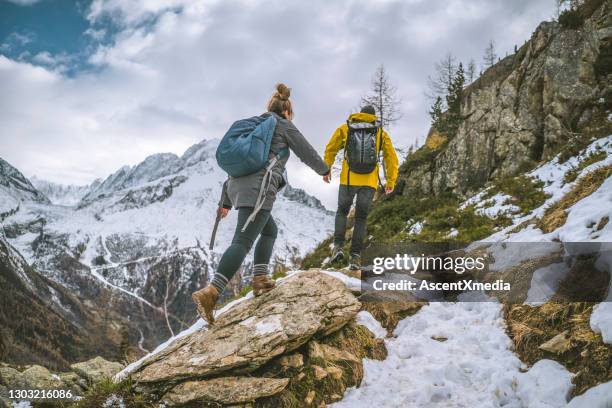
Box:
[275,83,291,101]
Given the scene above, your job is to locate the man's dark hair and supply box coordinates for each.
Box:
[360,105,376,115]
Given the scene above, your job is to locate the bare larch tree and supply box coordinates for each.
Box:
[426,52,457,105]
[483,40,497,69]
[361,64,402,128]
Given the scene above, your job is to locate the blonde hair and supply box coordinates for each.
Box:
[266,83,293,120]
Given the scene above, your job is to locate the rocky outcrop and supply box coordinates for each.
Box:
[131,271,361,384]
[114,271,386,407]
[399,0,611,198]
[0,357,124,406]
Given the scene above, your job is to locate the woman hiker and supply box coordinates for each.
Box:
[192,84,330,324]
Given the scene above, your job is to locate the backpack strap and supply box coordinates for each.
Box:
[345,120,351,192]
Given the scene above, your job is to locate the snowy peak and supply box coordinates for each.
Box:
[82,139,218,203]
[31,176,95,206]
[0,157,50,214]
[180,138,218,167]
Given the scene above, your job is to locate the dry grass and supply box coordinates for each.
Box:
[538,165,612,233]
[505,302,612,396]
[425,129,448,150]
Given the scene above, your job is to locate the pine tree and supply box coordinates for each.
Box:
[445,63,465,136]
[429,96,444,128]
[446,63,465,115]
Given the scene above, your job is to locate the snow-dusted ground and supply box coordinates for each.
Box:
[334,298,579,408]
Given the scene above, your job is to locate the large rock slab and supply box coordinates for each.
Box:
[162,377,290,406]
[131,271,361,383]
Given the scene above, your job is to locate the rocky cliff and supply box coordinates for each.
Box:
[398,0,611,199]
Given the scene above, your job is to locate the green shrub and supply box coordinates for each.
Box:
[564,150,607,183]
[486,175,549,215]
[558,9,584,29]
[410,203,511,243]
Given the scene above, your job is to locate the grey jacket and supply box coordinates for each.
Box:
[220,112,329,211]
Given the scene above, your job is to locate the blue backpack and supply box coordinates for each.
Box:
[216,114,286,177]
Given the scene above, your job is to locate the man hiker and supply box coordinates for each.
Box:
[192,83,330,324]
[323,105,398,270]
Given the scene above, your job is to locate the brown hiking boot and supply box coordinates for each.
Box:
[192,285,219,325]
[252,275,275,297]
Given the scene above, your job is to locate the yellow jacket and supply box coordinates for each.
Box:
[324,112,399,190]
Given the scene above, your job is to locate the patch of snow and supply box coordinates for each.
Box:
[447,228,459,238]
[525,262,571,304]
[590,303,612,345]
[334,301,579,408]
[12,402,32,408]
[567,379,612,408]
[515,359,574,408]
[102,394,126,408]
[356,311,386,339]
[408,221,423,235]
[321,270,361,292]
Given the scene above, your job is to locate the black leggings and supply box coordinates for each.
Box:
[215,207,277,282]
[334,185,375,255]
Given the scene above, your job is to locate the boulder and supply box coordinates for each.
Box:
[0,366,30,390]
[131,271,361,384]
[19,365,64,389]
[71,356,124,383]
[162,377,290,406]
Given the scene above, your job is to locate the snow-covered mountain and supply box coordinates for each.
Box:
[0,158,49,218]
[30,176,99,207]
[0,138,334,356]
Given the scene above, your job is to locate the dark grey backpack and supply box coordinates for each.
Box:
[345,121,381,174]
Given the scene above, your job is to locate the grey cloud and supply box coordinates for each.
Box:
[0,0,554,207]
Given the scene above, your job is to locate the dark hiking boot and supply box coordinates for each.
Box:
[192,285,219,325]
[253,275,276,297]
[349,253,362,271]
[330,245,344,264]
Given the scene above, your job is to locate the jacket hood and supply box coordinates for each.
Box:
[348,112,378,123]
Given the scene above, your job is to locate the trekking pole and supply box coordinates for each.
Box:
[209,208,222,251]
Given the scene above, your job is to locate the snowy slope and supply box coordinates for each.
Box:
[0,157,49,215]
[30,176,98,207]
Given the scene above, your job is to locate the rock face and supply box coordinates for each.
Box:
[131,271,361,384]
[400,0,611,198]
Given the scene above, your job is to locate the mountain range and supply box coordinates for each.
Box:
[0,138,333,367]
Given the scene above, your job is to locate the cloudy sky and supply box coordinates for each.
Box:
[0,0,554,208]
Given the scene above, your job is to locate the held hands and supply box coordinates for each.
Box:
[218,207,229,218]
[323,173,331,183]
[385,186,393,195]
